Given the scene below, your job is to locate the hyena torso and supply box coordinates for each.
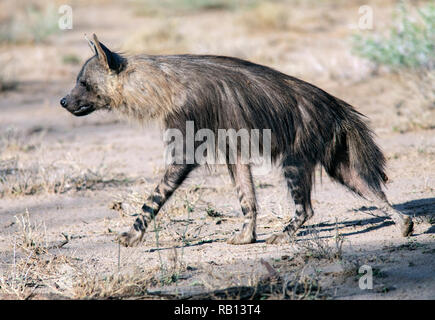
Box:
[61,34,413,247]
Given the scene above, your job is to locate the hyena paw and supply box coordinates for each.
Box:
[400,216,414,237]
[227,232,256,245]
[265,233,291,245]
[117,216,147,247]
[117,229,144,247]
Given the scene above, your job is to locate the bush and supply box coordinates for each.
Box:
[352,1,435,70]
[0,3,59,44]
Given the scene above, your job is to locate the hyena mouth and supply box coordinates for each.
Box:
[73,105,96,117]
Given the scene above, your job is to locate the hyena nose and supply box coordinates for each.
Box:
[60,97,68,108]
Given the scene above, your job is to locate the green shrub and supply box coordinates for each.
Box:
[352,1,435,70]
[0,3,59,44]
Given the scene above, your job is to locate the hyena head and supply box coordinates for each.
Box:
[60,34,126,117]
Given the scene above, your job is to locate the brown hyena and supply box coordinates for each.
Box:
[61,34,413,247]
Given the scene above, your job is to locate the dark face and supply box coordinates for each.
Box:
[60,34,126,117]
[60,57,111,117]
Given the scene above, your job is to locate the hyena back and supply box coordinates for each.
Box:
[61,34,413,246]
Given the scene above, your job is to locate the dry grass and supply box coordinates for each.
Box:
[132,0,258,16]
[189,257,322,300]
[0,209,159,300]
[238,2,291,31]
[0,128,40,155]
[392,70,435,132]
[0,247,156,300]
[122,22,188,55]
[0,209,77,299]
[109,185,209,289]
[1,208,326,300]
[13,210,48,255]
[0,248,154,299]
[0,157,132,197]
[0,0,60,44]
[69,266,158,299]
[296,222,345,262]
[0,128,134,197]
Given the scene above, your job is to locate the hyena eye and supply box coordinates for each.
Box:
[80,80,91,91]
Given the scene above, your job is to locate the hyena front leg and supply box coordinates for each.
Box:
[118,164,197,247]
[266,159,314,244]
[227,162,258,245]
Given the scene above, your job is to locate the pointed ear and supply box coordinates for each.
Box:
[93,34,109,69]
[92,34,127,73]
[84,33,96,55]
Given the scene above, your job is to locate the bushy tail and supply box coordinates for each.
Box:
[322,99,387,197]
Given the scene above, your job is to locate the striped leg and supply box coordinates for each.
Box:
[266,158,314,244]
[118,164,196,247]
[327,164,414,237]
[372,190,413,237]
[227,162,258,245]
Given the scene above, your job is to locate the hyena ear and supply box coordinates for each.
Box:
[92,34,126,73]
[84,34,95,53]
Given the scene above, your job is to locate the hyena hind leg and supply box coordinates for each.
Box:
[266,159,315,244]
[226,163,257,245]
[372,190,413,237]
[117,164,197,247]
[326,164,413,237]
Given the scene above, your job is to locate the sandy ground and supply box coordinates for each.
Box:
[0,0,434,299]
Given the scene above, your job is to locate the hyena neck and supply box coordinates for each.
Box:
[114,56,185,123]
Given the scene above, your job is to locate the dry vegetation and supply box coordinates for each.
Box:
[0,162,353,300]
[0,55,17,92]
[392,70,435,132]
[0,0,61,44]
[0,128,133,197]
[238,1,292,31]
[1,206,351,299]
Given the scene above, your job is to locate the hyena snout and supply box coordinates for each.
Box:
[60,95,96,117]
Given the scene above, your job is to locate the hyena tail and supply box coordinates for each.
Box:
[321,99,414,237]
[322,99,388,198]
